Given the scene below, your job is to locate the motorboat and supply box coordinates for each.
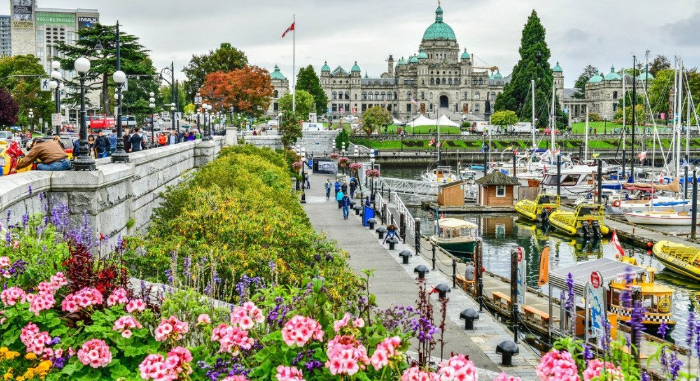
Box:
[548,203,610,238]
[430,218,478,256]
[652,241,700,282]
[623,210,699,226]
[540,166,598,199]
[422,166,459,186]
[515,193,561,223]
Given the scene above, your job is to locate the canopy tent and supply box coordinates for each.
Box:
[438,114,460,127]
[407,114,437,127]
[393,117,406,126]
[549,258,644,297]
[435,218,478,230]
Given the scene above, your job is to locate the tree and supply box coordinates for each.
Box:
[183,43,248,101]
[360,106,392,137]
[0,55,53,129]
[279,90,314,118]
[494,10,558,128]
[572,65,598,99]
[159,84,187,114]
[649,55,670,77]
[646,69,673,116]
[201,66,273,119]
[278,90,314,147]
[0,89,18,126]
[491,110,518,128]
[296,65,328,114]
[614,104,644,125]
[54,23,156,115]
[335,128,349,150]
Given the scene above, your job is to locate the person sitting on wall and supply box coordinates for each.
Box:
[17,138,70,171]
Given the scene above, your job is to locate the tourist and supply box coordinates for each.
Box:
[51,135,65,149]
[304,172,310,189]
[341,181,348,194]
[17,138,70,171]
[130,128,143,152]
[349,178,357,199]
[465,262,475,281]
[87,135,96,158]
[341,192,350,220]
[169,130,179,145]
[187,131,196,141]
[94,130,110,158]
[383,224,400,244]
[324,179,331,200]
[108,129,117,154]
[123,129,132,152]
[334,180,341,197]
[158,132,167,147]
[336,189,344,209]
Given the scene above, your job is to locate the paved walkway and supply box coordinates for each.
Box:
[303,174,540,379]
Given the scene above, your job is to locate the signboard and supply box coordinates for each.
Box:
[591,271,602,289]
[586,281,606,341]
[516,247,526,305]
[12,0,33,21]
[194,96,202,104]
[77,16,98,30]
[40,78,51,91]
[175,112,182,121]
[51,113,62,126]
[36,12,75,26]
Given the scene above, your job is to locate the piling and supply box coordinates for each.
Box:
[510,248,519,343]
[692,170,697,240]
[556,155,561,197]
[475,239,484,312]
[414,218,421,254]
[597,159,603,204]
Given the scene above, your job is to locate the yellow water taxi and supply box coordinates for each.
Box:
[515,193,560,223]
[652,241,700,282]
[548,204,610,238]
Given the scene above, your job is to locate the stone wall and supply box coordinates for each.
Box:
[0,138,224,244]
[239,130,339,156]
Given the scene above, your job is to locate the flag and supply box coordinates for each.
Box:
[592,153,600,158]
[538,246,550,286]
[637,151,647,161]
[429,138,435,146]
[411,98,418,106]
[282,22,295,38]
[611,230,625,257]
[543,164,547,173]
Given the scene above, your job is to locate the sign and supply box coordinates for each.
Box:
[121,78,128,92]
[36,12,75,26]
[12,20,33,28]
[51,113,61,126]
[12,0,33,22]
[515,247,526,305]
[585,281,606,342]
[591,271,602,289]
[40,78,51,91]
[194,96,202,104]
[175,112,182,121]
[77,16,98,30]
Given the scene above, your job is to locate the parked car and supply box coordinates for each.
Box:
[0,131,13,143]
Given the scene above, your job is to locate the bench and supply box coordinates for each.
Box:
[492,291,512,310]
[522,305,554,324]
[455,275,475,294]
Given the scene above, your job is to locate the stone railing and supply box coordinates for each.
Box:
[0,137,225,244]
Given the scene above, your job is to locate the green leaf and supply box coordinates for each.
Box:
[109,363,131,378]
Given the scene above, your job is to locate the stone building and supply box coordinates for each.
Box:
[267,64,289,116]
[319,5,508,122]
[0,15,10,57]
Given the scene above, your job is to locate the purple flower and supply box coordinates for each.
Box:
[641,371,649,381]
[695,320,700,358]
[183,256,191,278]
[6,210,11,224]
[658,319,669,339]
[409,316,438,343]
[583,344,593,360]
[27,185,33,197]
[21,214,29,228]
[565,272,575,315]
[669,351,682,380]
[686,312,695,348]
[165,269,173,285]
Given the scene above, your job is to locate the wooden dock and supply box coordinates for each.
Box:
[422,202,515,214]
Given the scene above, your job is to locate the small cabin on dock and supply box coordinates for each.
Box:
[437,180,465,207]
[475,171,519,207]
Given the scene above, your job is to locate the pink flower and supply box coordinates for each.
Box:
[536,349,580,381]
[155,316,189,342]
[29,292,55,316]
[275,365,305,381]
[139,354,166,380]
[222,377,249,381]
[583,359,624,381]
[61,287,103,312]
[325,335,369,375]
[20,323,52,355]
[370,336,402,370]
[495,372,522,381]
[437,354,478,381]
[230,301,264,329]
[126,298,146,313]
[333,313,364,333]
[106,288,129,306]
[113,315,142,339]
[197,313,211,325]
[50,272,68,288]
[77,339,112,368]
[166,346,193,375]
[1,286,26,306]
[401,366,440,381]
[0,256,10,268]
[281,315,324,347]
[211,323,254,355]
[121,329,132,339]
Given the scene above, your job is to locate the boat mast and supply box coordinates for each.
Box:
[643,50,649,152]
[622,67,626,151]
[677,58,682,179]
[550,80,555,163]
[631,55,636,181]
[686,70,691,164]
[584,107,589,161]
[531,79,536,149]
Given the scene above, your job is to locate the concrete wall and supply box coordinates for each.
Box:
[240,130,339,156]
[0,138,224,243]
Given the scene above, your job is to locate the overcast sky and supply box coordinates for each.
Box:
[4,0,700,88]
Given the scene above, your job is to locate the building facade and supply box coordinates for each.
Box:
[0,15,10,57]
[267,64,289,116]
[319,5,508,122]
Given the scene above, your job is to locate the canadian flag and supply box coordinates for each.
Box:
[282,22,295,38]
[429,139,435,146]
[611,230,625,257]
[637,151,647,161]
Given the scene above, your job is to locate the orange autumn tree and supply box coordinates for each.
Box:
[201,65,273,118]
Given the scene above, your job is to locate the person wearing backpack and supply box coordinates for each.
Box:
[324,179,331,200]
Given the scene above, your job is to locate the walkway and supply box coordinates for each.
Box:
[303,174,540,379]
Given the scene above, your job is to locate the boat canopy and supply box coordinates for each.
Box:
[436,218,478,230]
[550,258,645,297]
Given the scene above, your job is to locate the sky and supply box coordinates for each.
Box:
[4,0,700,88]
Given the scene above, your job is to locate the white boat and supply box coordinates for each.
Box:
[422,166,459,185]
[540,166,598,198]
[623,211,699,226]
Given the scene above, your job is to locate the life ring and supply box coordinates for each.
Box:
[658,296,671,314]
[612,200,621,208]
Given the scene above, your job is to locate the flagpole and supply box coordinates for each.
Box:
[292,14,296,114]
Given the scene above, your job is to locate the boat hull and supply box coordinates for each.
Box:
[548,211,610,237]
[623,212,697,226]
[652,241,700,282]
[432,239,476,256]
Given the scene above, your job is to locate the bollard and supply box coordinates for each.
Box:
[496,340,519,366]
[431,243,436,271]
[452,259,457,288]
[376,226,387,240]
[367,218,377,230]
[435,283,450,299]
[399,250,412,264]
[414,265,429,279]
[353,205,361,215]
[400,213,406,243]
[415,218,421,254]
[460,308,479,330]
[386,236,399,250]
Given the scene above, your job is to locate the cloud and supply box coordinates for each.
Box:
[662,11,700,46]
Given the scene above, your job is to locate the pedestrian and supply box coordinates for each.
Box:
[130,128,143,152]
[108,129,117,155]
[349,178,357,199]
[16,138,70,171]
[169,130,178,145]
[87,135,96,158]
[94,130,110,158]
[341,193,350,220]
[304,172,310,189]
[465,262,475,281]
[336,189,344,209]
[334,180,341,197]
[123,129,132,153]
[383,224,400,244]
[341,181,348,194]
[158,132,167,147]
[324,179,331,200]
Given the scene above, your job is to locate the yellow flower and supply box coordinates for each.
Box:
[3,370,13,380]
[24,353,36,361]
[16,376,24,381]
[22,369,34,379]
[5,351,19,360]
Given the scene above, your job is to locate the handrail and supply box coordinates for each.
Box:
[392,191,415,237]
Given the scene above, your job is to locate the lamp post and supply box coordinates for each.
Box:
[149,92,155,147]
[111,69,128,162]
[370,150,376,206]
[203,104,212,140]
[354,148,363,195]
[28,109,34,134]
[49,60,62,135]
[194,92,202,134]
[159,62,176,133]
[73,57,95,171]
[170,104,177,136]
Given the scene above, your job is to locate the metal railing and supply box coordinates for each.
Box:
[378,177,438,196]
[392,191,415,235]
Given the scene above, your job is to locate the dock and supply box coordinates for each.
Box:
[421,202,515,214]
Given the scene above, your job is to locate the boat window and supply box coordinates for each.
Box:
[611,289,620,306]
[579,207,592,216]
[561,174,580,186]
[539,195,551,204]
[543,175,558,186]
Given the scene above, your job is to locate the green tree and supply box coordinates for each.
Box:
[649,55,670,77]
[335,128,349,150]
[0,55,53,130]
[159,84,187,114]
[278,90,314,147]
[494,10,558,128]
[183,43,248,101]
[279,90,314,118]
[296,65,328,114]
[614,104,644,125]
[572,65,598,99]
[646,69,673,116]
[360,106,392,137]
[54,23,156,115]
[490,110,518,128]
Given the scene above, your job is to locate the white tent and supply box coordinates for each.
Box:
[392,117,405,125]
[407,114,437,127]
[438,114,460,127]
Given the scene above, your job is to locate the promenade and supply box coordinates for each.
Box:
[303,174,540,379]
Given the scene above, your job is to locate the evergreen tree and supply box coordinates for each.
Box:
[494,10,558,129]
[296,65,328,114]
[572,65,598,99]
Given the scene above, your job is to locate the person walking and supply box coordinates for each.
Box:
[341,181,348,194]
[123,129,132,153]
[108,129,117,155]
[336,189,344,209]
[349,178,357,199]
[341,192,351,220]
[158,132,167,147]
[324,179,331,200]
[168,130,178,145]
[334,180,341,197]
[94,130,110,158]
[129,128,143,152]
[304,172,310,189]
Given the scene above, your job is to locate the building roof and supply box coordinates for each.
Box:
[493,70,502,79]
[604,66,621,81]
[321,61,330,72]
[397,56,407,66]
[550,258,644,297]
[475,171,519,186]
[409,55,418,64]
[637,71,654,81]
[422,6,456,41]
[588,72,604,83]
[418,50,428,60]
[553,61,563,72]
[351,61,361,72]
[331,66,348,76]
[461,48,470,59]
[270,64,286,80]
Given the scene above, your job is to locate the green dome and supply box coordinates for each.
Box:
[397,56,407,66]
[270,64,286,80]
[493,70,503,80]
[588,72,604,84]
[637,71,654,81]
[552,61,563,72]
[604,66,621,81]
[460,48,470,59]
[351,61,361,72]
[422,6,456,41]
[321,61,330,72]
[409,55,418,64]
[418,50,428,60]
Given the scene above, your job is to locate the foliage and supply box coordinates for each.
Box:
[296,65,328,115]
[494,10,559,128]
[360,106,392,137]
[183,43,248,101]
[159,83,187,114]
[490,110,518,127]
[54,23,156,114]
[614,105,645,126]
[0,88,19,126]
[0,55,53,129]
[335,128,350,151]
[649,55,670,77]
[279,89,314,119]
[201,66,273,118]
[573,65,598,99]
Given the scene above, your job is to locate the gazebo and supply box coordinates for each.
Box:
[475,171,519,206]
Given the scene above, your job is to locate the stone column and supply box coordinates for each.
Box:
[225,127,238,146]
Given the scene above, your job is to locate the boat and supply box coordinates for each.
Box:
[540,166,598,199]
[547,203,610,238]
[652,241,700,282]
[430,218,478,256]
[422,166,459,186]
[623,210,699,226]
[515,193,561,223]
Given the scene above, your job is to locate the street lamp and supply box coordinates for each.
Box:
[169,104,177,137]
[159,62,176,132]
[111,69,129,162]
[28,109,34,134]
[354,148,363,195]
[73,57,95,171]
[203,104,213,140]
[149,92,155,147]
[49,60,62,135]
[194,92,202,134]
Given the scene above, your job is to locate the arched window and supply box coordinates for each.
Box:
[436,78,441,85]
[429,92,434,100]
[454,78,459,85]
[273,90,278,98]
[355,94,358,100]
[387,92,392,100]
[421,92,425,100]
[345,91,350,100]
[394,92,398,99]
[613,91,618,99]
[430,78,435,85]
[471,78,476,85]
[475,103,480,112]
[422,79,425,86]
[490,92,496,101]
[332,91,337,100]
[362,92,367,100]
[448,78,452,85]
[475,91,480,100]
[368,93,373,100]
[464,91,469,100]
[478,78,483,85]
[374,91,380,100]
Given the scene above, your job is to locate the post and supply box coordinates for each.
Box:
[399,213,406,243]
[381,203,387,225]
[510,248,519,342]
[692,170,697,240]
[556,155,561,197]
[631,55,636,182]
[475,239,484,312]
[622,150,626,181]
[171,61,176,133]
[452,259,457,288]
[483,151,488,177]
[415,218,421,254]
[631,286,642,365]
[597,159,603,204]
[431,243,436,271]
[684,165,689,199]
[512,151,517,180]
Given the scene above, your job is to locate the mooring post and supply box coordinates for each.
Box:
[475,239,484,312]
[431,243,436,271]
[510,248,518,343]
[452,259,457,288]
[622,150,626,181]
[556,155,561,197]
[382,203,387,225]
[414,218,421,254]
[692,170,697,240]
[399,213,406,243]
[512,151,517,180]
[684,165,689,199]
[597,159,603,204]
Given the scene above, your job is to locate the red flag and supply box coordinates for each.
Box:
[611,230,625,257]
[282,22,295,38]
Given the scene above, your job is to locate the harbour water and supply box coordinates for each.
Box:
[382,165,700,345]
